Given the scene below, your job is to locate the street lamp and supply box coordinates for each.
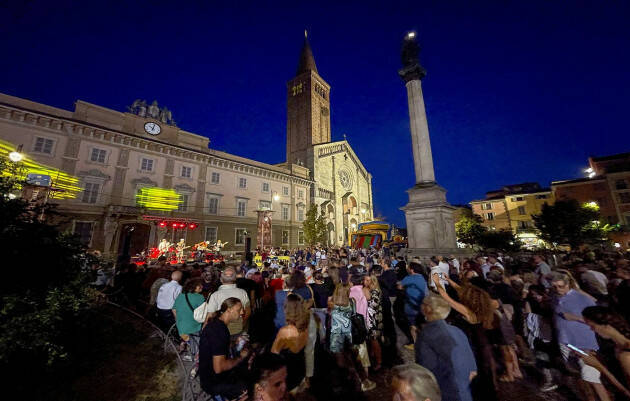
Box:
[8,144,23,162]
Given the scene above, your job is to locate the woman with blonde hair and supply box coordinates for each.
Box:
[271,293,308,392]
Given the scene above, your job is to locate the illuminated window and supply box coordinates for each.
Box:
[283,186,289,196]
[298,231,305,245]
[82,182,99,204]
[181,166,192,178]
[282,230,289,244]
[211,172,220,184]
[237,199,247,217]
[205,227,217,243]
[235,228,246,245]
[239,177,247,189]
[282,204,289,220]
[90,148,106,163]
[141,158,154,172]
[262,182,270,193]
[518,206,526,215]
[33,137,54,155]
[485,212,494,221]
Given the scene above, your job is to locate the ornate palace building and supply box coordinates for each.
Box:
[0,35,373,256]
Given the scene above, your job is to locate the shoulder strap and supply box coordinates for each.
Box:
[350,297,356,314]
[184,293,195,312]
[307,284,315,301]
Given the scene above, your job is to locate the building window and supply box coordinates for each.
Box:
[238,177,247,189]
[181,166,192,178]
[235,228,246,245]
[481,203,492,210]
[298,189,304,199]
[207,196,219,215]
[298,231,305,245]
[33,137,54,155]
[511,196,524,202]
[282,204,289,220]
[619,193,630,204]
[211,172,220,184]
[518,221,530,229]
[237,199,247,217]
[140,158,154,172]
[90,148,107,163]
[535,194,547,199]
[282,230,289,245]
[74,222,94,246]
[297,207,304,222]
[259,200,271,210]
[262,182,270,193]
[616,180,628,190]
[178,194,189,212]
[82,182,99,204]
[205,227,218,243]
[518,206,526,215]
[283,186,289,196]
[485,212,494,221]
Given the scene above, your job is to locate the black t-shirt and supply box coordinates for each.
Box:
[236,277,257,298]
[378,269,398,298]
[311,283,330,308]
[199,319,230,392]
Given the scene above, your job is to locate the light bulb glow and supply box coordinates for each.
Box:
[8,151,23,162]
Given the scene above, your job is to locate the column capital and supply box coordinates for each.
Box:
[398,63,426,83]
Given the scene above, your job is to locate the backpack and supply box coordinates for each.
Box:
[349,298,368,345]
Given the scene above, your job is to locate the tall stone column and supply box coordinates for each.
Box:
[398,32,459,260]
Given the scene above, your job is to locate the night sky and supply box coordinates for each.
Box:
[1,1,629,226]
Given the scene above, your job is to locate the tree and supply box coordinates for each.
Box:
[455,214,486,246]
[478,229,522,252]
[533,199,608,249]
[302,204,327,246]
[0,157,93,370]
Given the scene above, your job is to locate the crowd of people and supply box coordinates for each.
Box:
[102,245,630,401]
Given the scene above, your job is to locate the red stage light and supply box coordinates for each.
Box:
[179,223,186,228]
[159,221,167,227]
[171,222,178,228]
[189,223,197,229]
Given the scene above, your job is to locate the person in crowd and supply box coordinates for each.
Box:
[199,297,251,399]
[432,274,498,401]
[311,270,332,343]
[172,277,205,368]
[525,284,558,392]
[533,255,552,288]
[550,272,611,401]
[416,294,477,401]
[364,273,383,371]
[349,273,374,384]
[391,363,442,401]
[329,282,376,392]
[271,293,309,392]
[487,254,504,272]
[400,262,429,346]
[576,306,630,396]
[249,352,289,401]
[206,267,251,334]
[476,256,490,278]
[156,270,182,331]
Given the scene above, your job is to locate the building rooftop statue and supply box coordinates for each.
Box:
[128,99,176,126]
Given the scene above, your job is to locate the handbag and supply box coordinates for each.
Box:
[349,298,367,345]
[189,293,210,323]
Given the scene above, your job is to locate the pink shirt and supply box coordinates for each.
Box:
[349,285,370,329]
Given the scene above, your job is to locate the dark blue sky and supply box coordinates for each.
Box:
[1,1,629,226]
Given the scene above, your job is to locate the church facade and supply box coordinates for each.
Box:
[0,36,373,255]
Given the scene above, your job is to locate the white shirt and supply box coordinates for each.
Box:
[451,259,460,273]
[156,280,182,310]
[207,284,250,313]
[430,264,449,288]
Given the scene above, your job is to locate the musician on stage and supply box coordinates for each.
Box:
[176,239,187,261]
[158,239,170,255]
[213,239,228,255]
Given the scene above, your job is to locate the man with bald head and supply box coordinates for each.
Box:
[156,270,183,331]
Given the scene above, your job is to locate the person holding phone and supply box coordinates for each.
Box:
[550,272,611,401]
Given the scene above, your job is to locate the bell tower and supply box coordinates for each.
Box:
[286,31,331,165]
